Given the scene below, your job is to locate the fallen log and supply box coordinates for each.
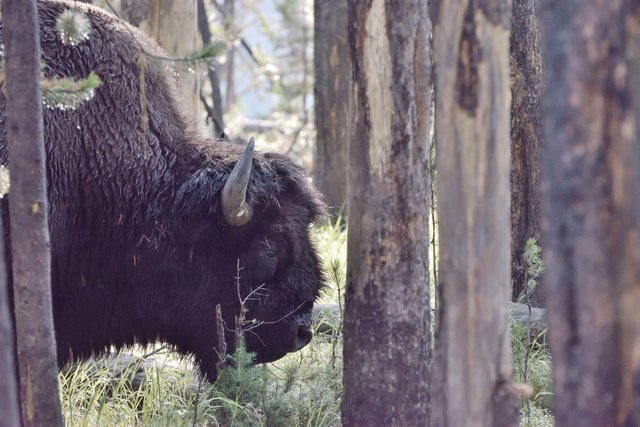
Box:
[312,302,547,335]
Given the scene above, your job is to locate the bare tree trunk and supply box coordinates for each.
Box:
[313,0,350,215]
[197,0,225,136]
[223,0,235,112]
[432,0,518,425]
[510,0,542,304]
[121,0,149,26]
[2,0,63,425]
[541,1,640,425]
[342,1,432,425]
[148,0,200,115]
[0,214,19,427]
[121,1,200,116]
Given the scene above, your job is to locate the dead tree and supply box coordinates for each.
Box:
[432,0,519,425]
[541,1,640,425]
[342,0,432,424]
[2,0,63,424]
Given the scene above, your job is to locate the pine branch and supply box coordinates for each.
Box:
[41,72,102,110]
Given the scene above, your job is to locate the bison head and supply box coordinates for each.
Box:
[165,139,327,379]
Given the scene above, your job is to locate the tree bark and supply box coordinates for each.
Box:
[148,0,200,115]
[197,0,225,136]
[313,0,350,215]
[432,0,518,425]
[222,0,235,113]
[0,214,19,427]
[121,0,149,27]
[541,1,640,425]
[342,1,432,425]
[510,0,542,303]
[2,0,63,425]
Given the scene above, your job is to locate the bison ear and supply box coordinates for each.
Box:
[221,137,254,226]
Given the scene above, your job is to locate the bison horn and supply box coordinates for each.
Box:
[221,137,255,226]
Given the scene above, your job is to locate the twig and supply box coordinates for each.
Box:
[141,344,170,359]
[215,304,227,370]
[429,135,439,322]
[523,257,533,419]
[330,262,344,369]
[284,13,310,156]
[191,377,205,427]
[208,0,260,66]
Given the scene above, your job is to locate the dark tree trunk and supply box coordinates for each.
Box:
[121,0,150,27]
[541,1,640,426]
[223,0,235,112]
[510,0,542,304]
[0,214,19,427]
[432,0,519,425]
[342,1,432,425]
[197,0,225,136]
[313,0,349,215]
[2,0,63,425]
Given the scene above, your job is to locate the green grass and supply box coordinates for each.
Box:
[511,322,554,427]
[60,319,343,426]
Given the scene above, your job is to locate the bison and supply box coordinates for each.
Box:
[0,0,326,381]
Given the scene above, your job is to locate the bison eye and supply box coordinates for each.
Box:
[264,248,277,258]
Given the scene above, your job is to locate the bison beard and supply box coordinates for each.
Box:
[0,0,326,381]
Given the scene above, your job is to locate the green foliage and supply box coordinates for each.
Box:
[188,42,228,62]
[41,73,102,111]
[0,7,101,111]
[517,238,544,304]
[512,238,553,426]
[203,338,270,425]
[521,405,555,427]
[60,356,195,426]
[511,323,552,408]
[56,8,92,46]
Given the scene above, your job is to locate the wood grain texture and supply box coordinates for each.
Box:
[342,0,432,424]
[433,0,518,425]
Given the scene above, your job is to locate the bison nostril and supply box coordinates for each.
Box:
[292,326,313,352]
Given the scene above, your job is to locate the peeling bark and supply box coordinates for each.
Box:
[432,0,518,425]
[342,0,432,424]
[541,1,640,425]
